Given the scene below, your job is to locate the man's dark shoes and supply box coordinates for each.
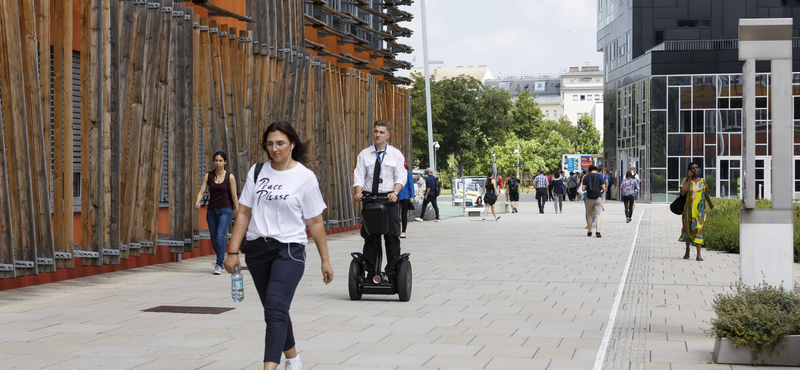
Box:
[596,232,602,238]
[587,232,593,237]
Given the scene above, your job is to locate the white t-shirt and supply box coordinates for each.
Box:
[238,162,327,244]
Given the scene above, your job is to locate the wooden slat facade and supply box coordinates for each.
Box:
[0,0,412,281]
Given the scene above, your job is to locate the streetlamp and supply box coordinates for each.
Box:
[433,141,440,172]
[420,0,443,172]
[514,146,520,178]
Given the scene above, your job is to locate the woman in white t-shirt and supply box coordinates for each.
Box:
[224,121,333,370]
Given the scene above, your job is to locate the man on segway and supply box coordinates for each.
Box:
[353,120,407,285]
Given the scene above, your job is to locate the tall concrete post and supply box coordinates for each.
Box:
[738,19,794,290]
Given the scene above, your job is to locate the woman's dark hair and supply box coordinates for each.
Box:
[484,171,494,187]
[554,172,561,179]
[207,151,228,186]
[261,121,310,165]
[688,161,700,170]
[626,170,633,179]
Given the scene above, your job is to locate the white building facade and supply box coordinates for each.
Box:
[561,66,604,136]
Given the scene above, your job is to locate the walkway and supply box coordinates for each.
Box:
[1,199,798,369]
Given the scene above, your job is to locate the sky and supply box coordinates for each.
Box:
[395,0,604,78]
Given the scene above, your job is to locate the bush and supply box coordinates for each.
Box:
[706,282,800,362]
[703,198,800,262]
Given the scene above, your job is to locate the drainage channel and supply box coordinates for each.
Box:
[598,209,651,370]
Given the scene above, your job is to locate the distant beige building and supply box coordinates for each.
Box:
[410,65,495,84]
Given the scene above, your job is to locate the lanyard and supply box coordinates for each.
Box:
[374,144,388,166]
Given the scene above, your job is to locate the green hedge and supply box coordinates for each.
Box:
[703,198,800,262]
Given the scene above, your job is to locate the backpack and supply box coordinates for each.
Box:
[585,173,602,199]
[621,179,636,197]
[508,178,519,192]
[434,178,442,197]
[608,174,615,186]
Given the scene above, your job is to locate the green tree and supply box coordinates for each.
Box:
[576,114,602,154]
[510,90,543,140]
[409,72,442,169]
[540,116,579,147]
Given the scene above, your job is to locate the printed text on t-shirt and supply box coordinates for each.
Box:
[256,177,291,203]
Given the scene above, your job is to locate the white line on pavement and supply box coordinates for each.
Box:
[593,209,645,370]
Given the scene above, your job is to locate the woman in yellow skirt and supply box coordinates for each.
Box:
[680,162,715,261]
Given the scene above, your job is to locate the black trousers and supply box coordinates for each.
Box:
[419,196,439,220]
[623,195,635,219]
[568,187,577,201]
[399,198,409,232]
[536,188,547,212]
[361,200,401,277]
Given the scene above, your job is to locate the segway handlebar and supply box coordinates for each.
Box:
[361,193,390,202]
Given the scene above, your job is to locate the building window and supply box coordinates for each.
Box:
[573,95,579,101]
[580,95,586,101]
[545,110,549,118]
[588,95,593,101]
[596,94,601,100]
[554,111,558,119]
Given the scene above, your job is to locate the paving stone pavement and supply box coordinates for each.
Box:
[1,199,799,369]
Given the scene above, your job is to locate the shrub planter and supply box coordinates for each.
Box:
[713,335,800,366]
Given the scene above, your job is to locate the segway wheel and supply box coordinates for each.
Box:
[396,258,412,302]
[348,259,363,300]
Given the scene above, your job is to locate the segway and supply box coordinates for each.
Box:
[349,193,412,302]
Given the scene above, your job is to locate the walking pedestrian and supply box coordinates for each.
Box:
[568,171,578,201]
[398,163,415,239]
[600,168,609,211]
[582,165,606,237]
[552,172,566,213]
[620,170,640,223]
[534,170,549,214]
[481,171,501,221]
[223,122,333,370]
[506,173,521,213]
[680,162,714,261]
[194,151,239,275]
[416,169,440,221]
[353,120,407,282]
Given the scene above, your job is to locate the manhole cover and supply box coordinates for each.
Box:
[142,306,235,314]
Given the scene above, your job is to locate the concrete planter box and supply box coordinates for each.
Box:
[713,335,800,366]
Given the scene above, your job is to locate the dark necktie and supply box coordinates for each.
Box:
[372,151,383,194]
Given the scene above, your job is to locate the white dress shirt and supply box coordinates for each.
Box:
[353,144,407,194]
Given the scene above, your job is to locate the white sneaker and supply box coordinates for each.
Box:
[213,264,222,275]
[482,217,486,221]
[285,355,302,370]
[414,217,423,222]
[602,205,605,211]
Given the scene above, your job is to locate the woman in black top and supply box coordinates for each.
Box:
[481,171,501,221]
[194,151,239,275]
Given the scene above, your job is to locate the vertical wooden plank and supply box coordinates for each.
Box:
[119,0,147,258]
[0,0,18,277]
[38,0,51,180]
[167,3,185,253]
[103,0,122,265]
[198,18,216,170]
[219,24,238,183]
[138,0,172,252]
[18,0,54,272]
[209,21,230,161]
[129,0,165,254]
[191,12,201,250]
[118,0,134,130]
[248,40,262,166]
[233,30,250,185]
[52,0,74,269]
[183,9,194,252]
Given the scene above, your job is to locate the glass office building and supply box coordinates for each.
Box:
[598,1,800,202]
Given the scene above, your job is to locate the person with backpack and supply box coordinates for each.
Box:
[582,165,607,237]
[506,173,521,213]
[415,169,440,221]
[621,170,640,223]
[194,151,239,275]
[223,122,333,370]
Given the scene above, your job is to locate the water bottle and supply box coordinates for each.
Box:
[231,266,244,302]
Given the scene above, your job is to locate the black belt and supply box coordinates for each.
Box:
[263,237,278,243]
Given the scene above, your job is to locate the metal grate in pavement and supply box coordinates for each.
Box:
[142,305,235,315]
[602,209,651,370]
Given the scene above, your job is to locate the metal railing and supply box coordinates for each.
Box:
[647,38,800,53]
